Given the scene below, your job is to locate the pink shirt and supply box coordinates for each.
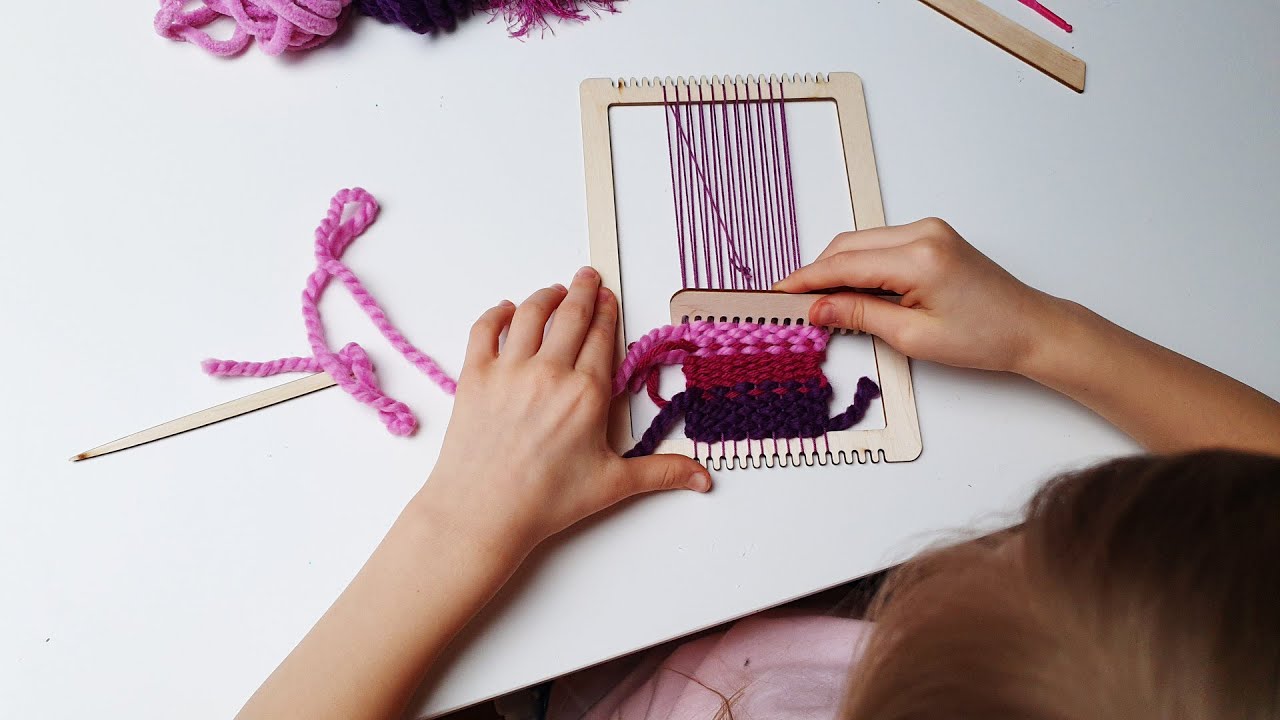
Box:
[548,613,872,720]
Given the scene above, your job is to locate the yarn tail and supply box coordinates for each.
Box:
[827,377,881,431]
[625,392,689,458]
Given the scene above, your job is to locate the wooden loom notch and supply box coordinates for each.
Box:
[581,73,923,470]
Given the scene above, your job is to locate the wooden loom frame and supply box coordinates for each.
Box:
[581,73,922,469]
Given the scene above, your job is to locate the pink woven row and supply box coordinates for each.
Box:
[203,188,456,436]
[688,322,828,356]
[612,321,829,397]
[154,0,352,56]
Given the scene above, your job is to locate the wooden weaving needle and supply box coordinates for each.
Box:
[70,373,338,462]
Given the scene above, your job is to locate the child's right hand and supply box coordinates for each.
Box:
[775,218,1061,376]
[779,218,1280,456]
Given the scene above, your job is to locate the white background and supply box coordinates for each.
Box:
[2,1,1277,718]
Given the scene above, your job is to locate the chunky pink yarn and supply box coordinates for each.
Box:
[203,188,456,436]
[612,321,830,397]
[154,0,352,56]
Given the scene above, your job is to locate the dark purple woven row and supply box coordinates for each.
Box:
[624,377,881,458]
[685,378,837,443]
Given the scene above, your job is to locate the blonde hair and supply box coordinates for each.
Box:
[842,451,1280,720]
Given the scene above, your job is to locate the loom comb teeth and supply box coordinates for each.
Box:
[669,290,863,335]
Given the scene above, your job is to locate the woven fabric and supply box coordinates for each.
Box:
[614,321,880,457]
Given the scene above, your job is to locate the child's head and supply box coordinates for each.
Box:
[844,450,1280,719]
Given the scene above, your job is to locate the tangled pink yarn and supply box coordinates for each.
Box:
[202,188,456,436]
[154,0,353,56]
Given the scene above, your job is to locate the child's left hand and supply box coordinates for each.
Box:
[412,266,712,566]
[234,268,709,720]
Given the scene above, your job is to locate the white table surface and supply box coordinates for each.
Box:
[3,2,1278,717]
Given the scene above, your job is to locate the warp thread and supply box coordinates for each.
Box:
[663,77,802,291]
[614,321,881,457]
[155,0,618,55]
[203,188,456,436]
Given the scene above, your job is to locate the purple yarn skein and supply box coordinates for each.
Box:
[356,0,479,33]
[356,0,619,36]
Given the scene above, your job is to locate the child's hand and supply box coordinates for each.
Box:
[775,218,1060,375]
[414,267,711,565]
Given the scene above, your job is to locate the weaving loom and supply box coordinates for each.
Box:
[581,73,922,469]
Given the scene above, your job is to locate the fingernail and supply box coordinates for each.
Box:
[688,471,711,493]
[498,299,515,308]
[576,266,598,280]
[552,283,567,292]
[812,302,835,326]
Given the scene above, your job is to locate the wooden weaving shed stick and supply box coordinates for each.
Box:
[71,373,337,461]
[580,73,922,469]
[918,0,1086,92]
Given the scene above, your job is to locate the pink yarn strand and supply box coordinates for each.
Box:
[203,188,456,436]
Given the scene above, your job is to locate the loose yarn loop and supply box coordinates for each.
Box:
[614,321,881,458]
[154,0,352,56]
[203,188,456,436]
